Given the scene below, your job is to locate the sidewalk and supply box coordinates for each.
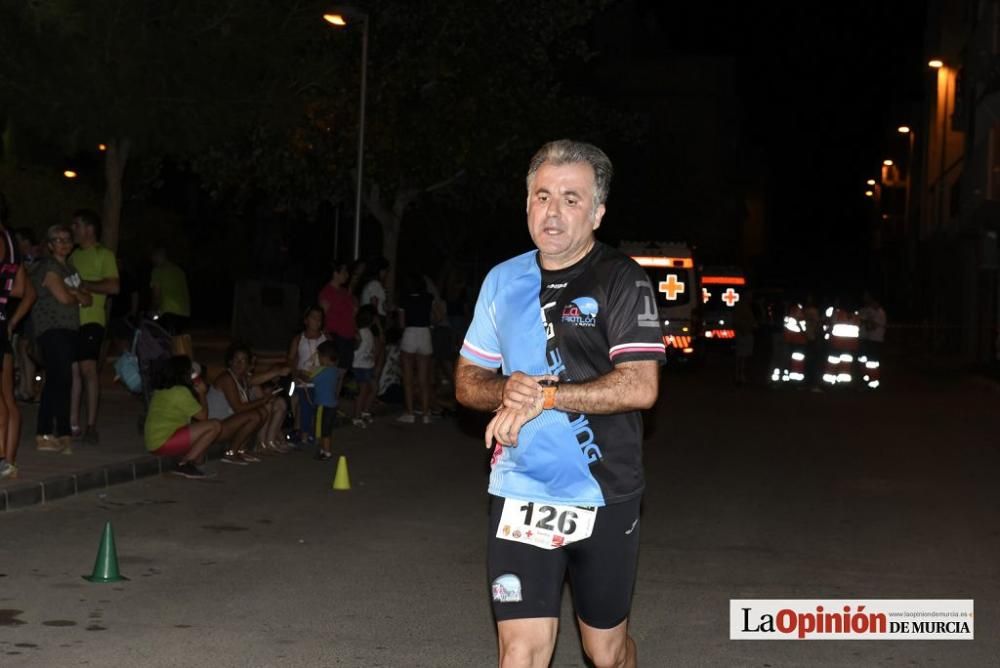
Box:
[0,331,237,512]
[0,388,160,511]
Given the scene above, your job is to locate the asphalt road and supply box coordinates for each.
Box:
[1,353,998,667]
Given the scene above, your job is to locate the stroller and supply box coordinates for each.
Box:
[114,315,174,433]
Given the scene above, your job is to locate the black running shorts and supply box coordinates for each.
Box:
[487,494,641,629]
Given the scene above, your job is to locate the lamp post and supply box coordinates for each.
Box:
[897,126,915,236]
[324,8,369,261]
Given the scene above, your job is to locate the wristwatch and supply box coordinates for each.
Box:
[541,382,559,410]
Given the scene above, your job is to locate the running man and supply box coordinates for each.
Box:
[455,140,665,668]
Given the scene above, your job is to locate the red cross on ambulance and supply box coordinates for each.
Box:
[659,274,685,301]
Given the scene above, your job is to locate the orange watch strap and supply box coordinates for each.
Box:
[542,384,558,410]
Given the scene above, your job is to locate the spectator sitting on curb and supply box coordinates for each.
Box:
[145,356,262,479]
[207,342,289,462]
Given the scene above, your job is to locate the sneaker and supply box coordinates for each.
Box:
[36,435,63,452]
[352,418,367,429]
[421,414,432,425]
[361,412,374,424]
[70,425,82,440]
[83,426,99,445]
[173,461,206,479]
[314,450,333,461]
[0,460,15,479]
[396,413,416,424]
[221,451,249,466]
[239,452,262,463]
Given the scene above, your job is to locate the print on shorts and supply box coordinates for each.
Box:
[492,574,523,603]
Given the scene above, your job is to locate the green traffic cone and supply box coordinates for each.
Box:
[83,521,127,583]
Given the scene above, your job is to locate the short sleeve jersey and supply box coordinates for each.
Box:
[71,244,118,326]
[461,242,666,507]
[144,386,201,451]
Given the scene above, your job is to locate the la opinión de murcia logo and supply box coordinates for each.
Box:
[730,600,974,640]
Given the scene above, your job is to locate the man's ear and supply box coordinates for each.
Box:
[593,203,606,230]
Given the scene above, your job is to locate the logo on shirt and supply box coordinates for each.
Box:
[561,297,598,327]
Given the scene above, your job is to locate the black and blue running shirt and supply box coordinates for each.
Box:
[461,242,666,506]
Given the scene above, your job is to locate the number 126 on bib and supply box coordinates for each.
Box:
[497,498,597,550]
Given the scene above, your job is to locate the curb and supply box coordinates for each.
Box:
[0,455,167,512]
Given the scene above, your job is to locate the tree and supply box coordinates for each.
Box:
[0,0,349,250]
[194,0,617,277]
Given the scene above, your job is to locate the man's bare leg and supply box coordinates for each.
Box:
[578,617,636,668]
[497,618,558,668]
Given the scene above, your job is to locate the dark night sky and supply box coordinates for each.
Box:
[594,0,928,294]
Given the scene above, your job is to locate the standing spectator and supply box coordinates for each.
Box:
[0,198,37,479]
[351,305,379,427]
[149,247,191,334]
[12,227,41,404]
[858,291,886,390]
[287,305,327,440]
[69,209,119,444]
[31,225,91,453]
[308,340,339,461]
[397,271,435,424]
[317,260,356,399]
[348,258,366,297]
[359,257,389,317]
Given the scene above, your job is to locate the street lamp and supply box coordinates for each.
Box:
[865,190,874,197]
[897,126,916,238]
[324,6,369,261]
[866,179,877,186]
[928,59,944,69]
[63,170,78,179]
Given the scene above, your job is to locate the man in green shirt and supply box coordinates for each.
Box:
[150,248,191,334]
[70,210,119,444]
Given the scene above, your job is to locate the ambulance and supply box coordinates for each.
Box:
[699,266,747,343]
[621,241,700,360]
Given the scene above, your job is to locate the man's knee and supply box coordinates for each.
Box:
[80,360,99,378]
[581,632,632,668]
[498,620,556,668]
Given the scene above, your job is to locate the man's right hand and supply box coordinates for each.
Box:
[502,372,557,411]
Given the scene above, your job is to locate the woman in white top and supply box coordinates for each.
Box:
[208,343,289,461]
[287,306,327,439]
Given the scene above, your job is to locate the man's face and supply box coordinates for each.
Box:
[527,161,605,270]
[71,219,87,244]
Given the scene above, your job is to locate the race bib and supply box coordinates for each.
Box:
[496,498,597,550]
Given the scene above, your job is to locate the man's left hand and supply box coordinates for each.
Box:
[485,396,543,448]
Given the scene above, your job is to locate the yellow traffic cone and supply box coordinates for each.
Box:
[332,455,351,491]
